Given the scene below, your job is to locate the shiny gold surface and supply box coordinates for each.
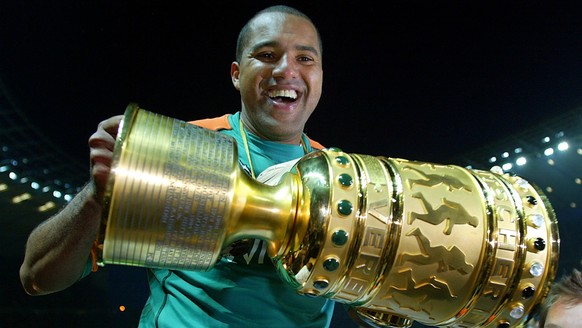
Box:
[98,104,300,270]
[97,105,559,327]
[284,150,558,327]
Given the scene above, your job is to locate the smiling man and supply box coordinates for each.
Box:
[19,5,336,328]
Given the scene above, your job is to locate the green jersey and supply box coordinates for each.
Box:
[137,112,334,327]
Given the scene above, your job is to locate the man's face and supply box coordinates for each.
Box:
[231,12,323,143]
[544,298,582,327]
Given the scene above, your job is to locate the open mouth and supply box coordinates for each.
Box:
[268,89,297,103]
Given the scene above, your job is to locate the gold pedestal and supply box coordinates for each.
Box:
[97,104,559,327]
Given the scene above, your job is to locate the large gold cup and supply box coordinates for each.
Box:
[97,104,559,328]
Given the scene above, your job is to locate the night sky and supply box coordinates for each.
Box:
[2,1,581,166]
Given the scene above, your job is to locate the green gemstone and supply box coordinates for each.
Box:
[337,200,353,216]
[335,155,349,166]
[338,173,353,187]
[323,258,340,271]
[313,280,329,289]
[332,230,348,246]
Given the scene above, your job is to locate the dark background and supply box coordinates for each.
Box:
[2,1,581,163]
[1,1,581,327]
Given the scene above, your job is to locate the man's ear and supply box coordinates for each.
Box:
[231,62,240,90]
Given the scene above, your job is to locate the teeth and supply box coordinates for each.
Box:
[268,90,297,99]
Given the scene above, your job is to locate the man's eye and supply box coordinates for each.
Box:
[298,56,314,63]
[256,52,275,60]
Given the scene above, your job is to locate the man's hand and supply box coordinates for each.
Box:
[88,115,123,202]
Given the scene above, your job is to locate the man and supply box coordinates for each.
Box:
[537,268,582,327]
[20,5,337,327]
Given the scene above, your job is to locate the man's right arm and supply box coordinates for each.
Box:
[19,183,102,295]
[19,115,123,296]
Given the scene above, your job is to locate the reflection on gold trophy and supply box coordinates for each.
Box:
[97,104,559,328]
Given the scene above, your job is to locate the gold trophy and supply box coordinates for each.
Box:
[97,104,559,328]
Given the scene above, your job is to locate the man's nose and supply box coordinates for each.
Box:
[272,54,298,79]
